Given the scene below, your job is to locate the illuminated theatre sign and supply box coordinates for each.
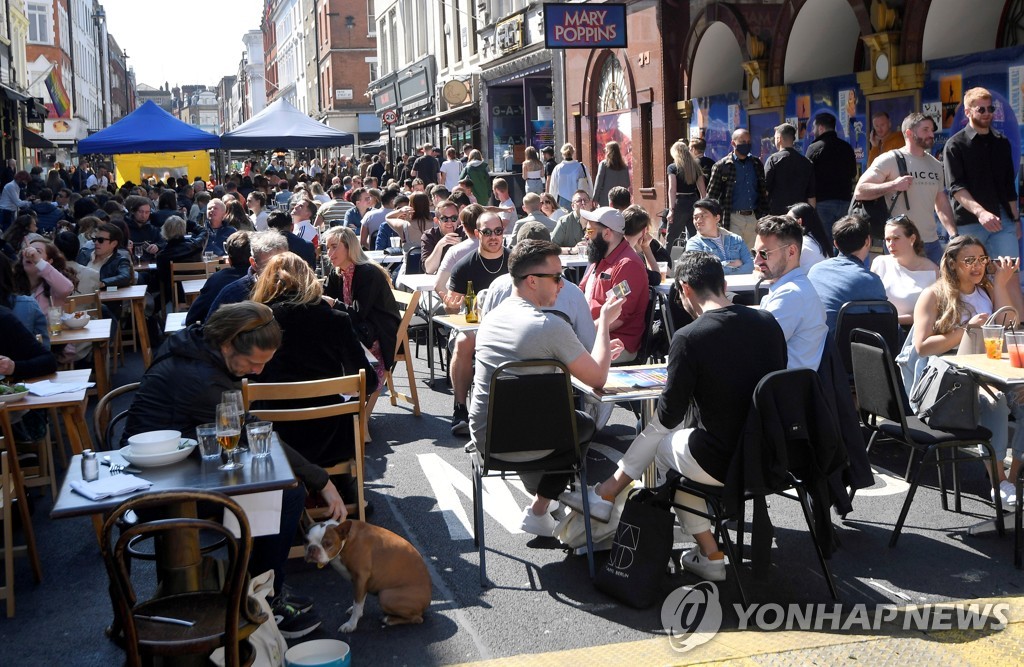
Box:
[544,3,628,49]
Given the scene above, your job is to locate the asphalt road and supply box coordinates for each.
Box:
[4,350,1024,666]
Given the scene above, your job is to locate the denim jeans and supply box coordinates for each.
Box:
[816,199,850,247]
[956,213,1021,259]
[250,484,307,592]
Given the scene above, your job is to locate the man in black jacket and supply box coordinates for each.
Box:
[561,252,787,582]
[122,302,342,638]
[806,113,856,239]
[0,306,57,380]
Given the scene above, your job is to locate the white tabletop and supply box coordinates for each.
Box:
[366,250,405,265]
[560,254,590,268]
[165,311,187,333]
[397,273,439,292]
[655,271,763,295]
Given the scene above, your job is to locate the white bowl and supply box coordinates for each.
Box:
[119,440,195,468]
[126,430,182,456]
[285,640,350,667]
[60,311,91,329]
[0,389,28,404]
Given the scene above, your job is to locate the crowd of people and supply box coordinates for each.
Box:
[1,85,1022,627]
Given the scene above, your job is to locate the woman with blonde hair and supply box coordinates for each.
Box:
[666,139,707,246]
[521,146,546,195]
[910,236,1022,505]
[252,251,377,469]
[593,141,631,206]
[322,226,401,424]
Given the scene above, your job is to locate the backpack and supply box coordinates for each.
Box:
[848,150,909,239]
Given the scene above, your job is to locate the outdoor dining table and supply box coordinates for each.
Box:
[398,272,444,384]
[51,318,113,397]
[434,313,480,335]
[946,353,1024,564]
[181,278,207,306]
[365,249,405,265]
[0,369,95,580]
[655,271,763,296]
[572,364,667,485]
[51,437,299,594]
[165,311,187,334]
[99,285,153,367]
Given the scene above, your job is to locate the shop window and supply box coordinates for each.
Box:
[595,55,632,181]
[640,102,653,188]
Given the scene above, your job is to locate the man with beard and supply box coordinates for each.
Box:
[943,87,1021,263]
[444,212,510,437]
[579,206,650,364]
[551,190,592,252]
[854,112,955,264]
[752,215,828,370]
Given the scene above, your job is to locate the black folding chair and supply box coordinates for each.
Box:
[668,368,841,606]
[850,329,1004,547]
[836,300,899,375]
[472,360,597,586]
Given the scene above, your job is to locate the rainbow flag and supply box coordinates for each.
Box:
[44,67,70,118]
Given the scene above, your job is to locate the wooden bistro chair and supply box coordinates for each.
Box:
[169,260,211,313]
[101,490,266,667]
[385,288,422,415]
[1,451,20,616]
[243,371,368,528]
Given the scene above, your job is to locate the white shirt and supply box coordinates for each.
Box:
[440,159,463,190]
[293,219,319,244]
[800,235,827,270]
[0,179,27,212]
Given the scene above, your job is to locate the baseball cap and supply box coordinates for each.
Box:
[580,206,625,234]
[515,221,551,244]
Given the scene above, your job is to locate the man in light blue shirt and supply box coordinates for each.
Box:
[807,215,887,334]
[753,215,828,370]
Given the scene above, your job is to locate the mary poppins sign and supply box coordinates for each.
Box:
[544,3,627,49]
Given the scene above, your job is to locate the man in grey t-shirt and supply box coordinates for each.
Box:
[469,239,622,537]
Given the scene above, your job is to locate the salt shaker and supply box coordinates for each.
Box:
[81,449,99,482]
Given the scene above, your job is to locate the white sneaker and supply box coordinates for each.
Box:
[519,505,557,537]
[559,485,614,523]
[679,546,726,582]
[992,480,1018,506]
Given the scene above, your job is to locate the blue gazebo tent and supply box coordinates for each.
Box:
[77,101,221,154]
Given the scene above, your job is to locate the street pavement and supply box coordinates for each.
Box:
[3,346,1024,666]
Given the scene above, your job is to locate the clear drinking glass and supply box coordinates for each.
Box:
[982,324,1005,360]
[216,403,243,470]
[134,243,144,265]
[245,421,273,458]
[196,423,221,459]
[221,390,247,451]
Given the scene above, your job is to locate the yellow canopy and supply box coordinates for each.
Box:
[112,151,210,187]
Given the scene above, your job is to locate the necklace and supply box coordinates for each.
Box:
[480,252,505,275]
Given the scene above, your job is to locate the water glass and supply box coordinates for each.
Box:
[246,421,273,458]
[389,236,402,249]
[196,423,221,459]
[657,261,669,279]
[576,244,587,258]
[48,306,63,337]
[982,324,1005,360]
[203,251,215,263]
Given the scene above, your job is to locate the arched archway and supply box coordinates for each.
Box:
[783,0,862,83]
[921,0,1005,60]
[689,23,744,98]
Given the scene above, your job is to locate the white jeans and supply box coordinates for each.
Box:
[618,415,724,536]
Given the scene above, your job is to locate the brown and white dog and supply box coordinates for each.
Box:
[305,519,432,632]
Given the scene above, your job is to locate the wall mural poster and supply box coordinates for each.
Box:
[1010,65,1024,125]
[939,74,963,129]
[596,111,633,181]
[786,75,865,162]
[694,93,744,161]
[749,111,781,162]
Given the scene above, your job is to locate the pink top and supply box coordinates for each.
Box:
[30,259,74,310]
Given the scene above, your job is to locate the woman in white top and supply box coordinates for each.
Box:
[912,236,1022,504]
[521,146,545,195]
[440,147,464,190]
[547,143,592,209]
[870,215,938,325]
[787,202,830,271]
[310,182,332,204]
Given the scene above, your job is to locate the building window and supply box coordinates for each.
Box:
[595,55,632,182]
[378,18,389,75]
[367,0,376,36]
[640,102,653,187]
[416,0,428,58]
[597,56,628,113]
[366,57,378,83]
[27,2,51,44]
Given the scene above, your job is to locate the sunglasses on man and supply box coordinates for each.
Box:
[478,227,504,237]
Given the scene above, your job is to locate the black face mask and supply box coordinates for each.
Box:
[588,231,609,264]
[735,143,752,157]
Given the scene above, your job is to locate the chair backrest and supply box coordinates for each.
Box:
[405,247,423,275]
[65,290,103,318]
[243,371,366,424]
[391,288,421,361]
[93,382,141,451]
[483,360,579,463]
[849,328,909,428]
[836,300,900,375]
[750,367,840,475]
[170,261,211,311]
[100,489,254,666]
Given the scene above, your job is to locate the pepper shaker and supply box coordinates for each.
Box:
[81,449,99,482]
